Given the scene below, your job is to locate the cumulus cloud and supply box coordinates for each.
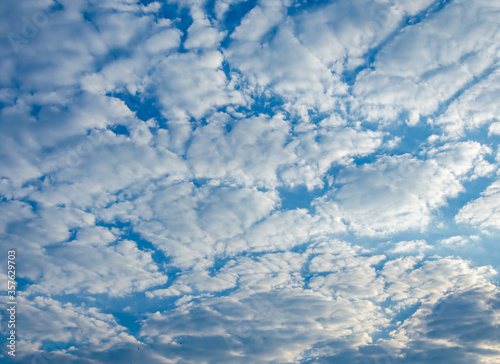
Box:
[316,155,458,236]
[314,140,495,236]
[14,295,140,362]
[456,180,500,230]
[137,241,497,363]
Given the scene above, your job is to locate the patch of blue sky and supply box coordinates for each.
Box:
[439,175,496,224]
[204,0,218,20]
[207,255,235,277]
[108,124,130,136]
[112,311,144,337]
[391,302,422,326]
[137,0,160,6]
[107,91,165,124]
[154,1,191,25]
[242,93,287,118]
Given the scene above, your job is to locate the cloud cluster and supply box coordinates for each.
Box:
[1,0,499,363]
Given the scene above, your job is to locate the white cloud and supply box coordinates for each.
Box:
[382,286,500,363]
[214,0,247,21]
[382,256,495,307]
[390,240,431,254]
[15,295,139,361]
[93,11,151,49]
[227,16,347,119]
[316,154,463,236]
[436,68,500,138]
[188,113,384,189]
[314,140,494,236]
[158,50,244,120]
[144,26,181,54]
[139,241,498,363]
[427,141,495,179]
[27,235,168,297]
[456,180,500,230]
[352,0,500,124]
[440,235,480,247]
[184,5,225,49]
[187,113,294,188]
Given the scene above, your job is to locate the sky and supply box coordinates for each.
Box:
[1,0,500,363]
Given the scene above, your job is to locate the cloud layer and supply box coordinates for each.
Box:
[1,0,499,363]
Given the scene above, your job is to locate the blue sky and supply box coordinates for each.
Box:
[1,0,500,363]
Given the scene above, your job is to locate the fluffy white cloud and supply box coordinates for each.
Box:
[155,50,245,121]
[352,0,500,124]
[1,203,168,297]
[14,295,139,362]
[184,5,225,49]
[187,113,294,188]
[390,240,431,254]
[139,290,388,363]
[440,235,480,247]
[382,255,495,307]
[456,180,500,230]
[316,155,461,236]
[227,11,347,118]
[427,141,495,179]
[187,113,384,189]
[138,240,497,363]
[436,68,500,138]
[316,140,494,236]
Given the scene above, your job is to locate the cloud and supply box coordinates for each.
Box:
[315,140,494,236]
[184,4,225,49]
[435,63,500,139]
[352,0,500,124]
[14,296,139,362]
[316,155,460,236]
[227,3,348,118]
[1,0,499,363]
[390,240,431,254]
[439,235,480,247]
[456,180,500,230]
[187,113,384,189]
[385,286,500,363]
[381,256,495,307]
[138,241,497,363]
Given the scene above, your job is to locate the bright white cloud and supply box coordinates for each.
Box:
[456,180,500,230]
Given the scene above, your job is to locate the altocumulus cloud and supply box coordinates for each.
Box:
[1,0,500,363]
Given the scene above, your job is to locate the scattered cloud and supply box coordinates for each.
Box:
[1,0,499,362]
